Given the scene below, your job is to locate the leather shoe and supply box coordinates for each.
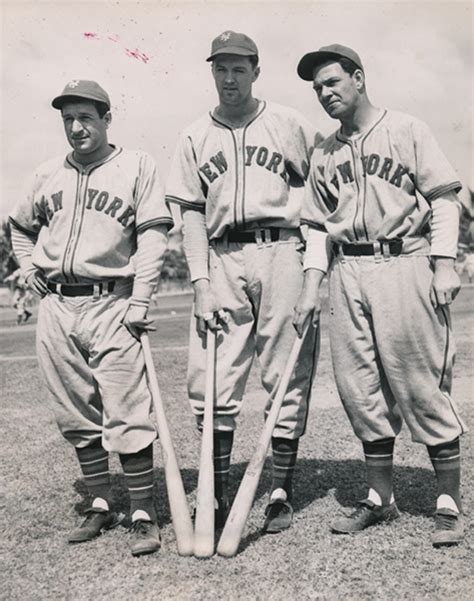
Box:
[68,508,120,543]
[130,520,161,556]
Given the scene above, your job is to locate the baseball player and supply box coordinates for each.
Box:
[5,267,33,324]
[9,80,174,555]
[294,45,466,547]
[166,31,322,533]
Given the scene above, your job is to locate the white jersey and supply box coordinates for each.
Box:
[302,110,462,243]
[166,100,322,239]
[9,147,173,283]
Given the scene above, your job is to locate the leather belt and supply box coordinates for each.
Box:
[47,280,116,297]
[226,227,286,244]
[337,239,403,256]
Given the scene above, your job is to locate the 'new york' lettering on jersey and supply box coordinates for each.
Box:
[10,147,173,283]
[166,101,322,239]
[302,110,462,243]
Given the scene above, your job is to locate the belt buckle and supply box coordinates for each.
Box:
[373,240,382,262]
[382,241,391,261]
[338,244,346,263]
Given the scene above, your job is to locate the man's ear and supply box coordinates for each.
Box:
[353,69,365,91]
[104,111,112,128]
[253,65,260,82]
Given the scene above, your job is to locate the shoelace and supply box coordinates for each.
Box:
[80,509,107,525]
[129,520,152,535]
[350,501,374,518]
[267,501,291,517]
[435,513,458,530]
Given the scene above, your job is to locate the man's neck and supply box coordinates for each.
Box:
[340,102,382,137]
[73,144,114,166]
[215,97,259,127]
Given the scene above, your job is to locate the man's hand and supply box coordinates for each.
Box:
[122,304,155,339]
[26,271,49,297]
[293,268,325,337]
[193,278,227,336]
[430,257,461,308]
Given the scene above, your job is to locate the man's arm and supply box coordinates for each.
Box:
[122,224,169,338]
[181,207,227,335]
[429,191,462,308]
[9,222,48,297]
[293,227,331,336]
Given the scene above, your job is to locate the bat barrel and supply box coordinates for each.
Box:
[217,329,307,557]
[141,332,194,557]
[193,328,217,558]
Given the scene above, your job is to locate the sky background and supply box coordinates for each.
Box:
[1,0,473,220]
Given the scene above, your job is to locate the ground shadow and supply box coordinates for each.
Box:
[72,457,435,541]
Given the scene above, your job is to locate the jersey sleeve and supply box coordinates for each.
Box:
[410,118,462,203]
[9,169,48,237]
[300,147,335,231]
[165,133,207,211]
[285,110,325,184]
[134,153,174,234]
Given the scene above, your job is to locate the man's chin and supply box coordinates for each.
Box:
[326,105,344,119]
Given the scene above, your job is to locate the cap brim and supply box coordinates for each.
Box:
[297,51,342,81]
[206,47,258,62]
[51,93,110,109]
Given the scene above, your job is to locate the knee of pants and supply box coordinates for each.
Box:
[195,414,236,433]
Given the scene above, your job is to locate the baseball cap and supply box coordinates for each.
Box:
[52,80,111,110]
[297,44,363,81]
[206,31,258,62]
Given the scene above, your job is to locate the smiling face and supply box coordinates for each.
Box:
[211,54,260,110]
[312,60,363,120]
[61,100,111,163]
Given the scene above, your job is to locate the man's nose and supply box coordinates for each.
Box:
[71,119,83,133]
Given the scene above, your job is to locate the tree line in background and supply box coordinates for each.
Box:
[0,190,473,284]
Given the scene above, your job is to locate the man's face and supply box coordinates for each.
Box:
[212,55,259,107]
[312,61,361,119]
[61,100,110,158]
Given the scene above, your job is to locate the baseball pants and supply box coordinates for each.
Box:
[328,251,466,446]
[36,281,157,453]
[187,231,319,439]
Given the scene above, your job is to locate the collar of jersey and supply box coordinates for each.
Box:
[210,100,266,129]
[336,109,387,144]
[66,145,122,173]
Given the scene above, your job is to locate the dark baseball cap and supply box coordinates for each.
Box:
[52,80,111,109]
[297,44,364,81]
[206,31,258,62]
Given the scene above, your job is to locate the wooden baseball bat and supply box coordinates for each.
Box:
[141,332,194,557]
[193,328,217,558]
[217,327,308,557]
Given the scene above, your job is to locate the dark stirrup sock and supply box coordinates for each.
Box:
[363,438,395,506]
[120,443,156,522]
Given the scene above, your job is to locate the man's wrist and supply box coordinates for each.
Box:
[193,277,211,291]
[432,256,455,270]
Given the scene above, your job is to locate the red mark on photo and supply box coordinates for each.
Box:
[124,48,150,64]
[83,33,151,64]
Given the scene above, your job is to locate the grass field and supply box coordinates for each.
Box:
[1,289,473,600]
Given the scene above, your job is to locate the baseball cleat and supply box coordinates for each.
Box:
[129,520,161,556]
[431,508,464,548]
[68,508,121,543]
[262,489,294,534]
[331,499,400,534]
